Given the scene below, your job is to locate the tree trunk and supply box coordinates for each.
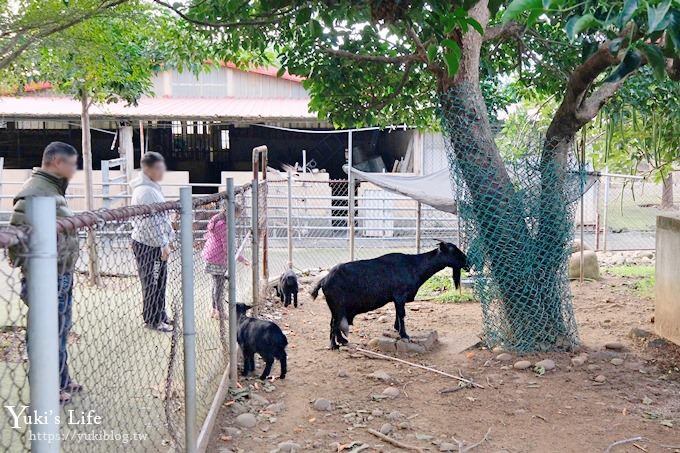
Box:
[661,172,674,210]
[437,0,577,350]
[81,92,102,286]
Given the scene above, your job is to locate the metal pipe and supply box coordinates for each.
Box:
[252,123,410,134]
[226,178,239,386]
[287,170,293,268]
[180,187,197,453]
[603,168,610,252]
[302,150,307,174]
[348,131,355,261]
[251,178,260,316]
[415,202,422,253]
[251,145,269,307]
[101,160,111,209]
[26,196,60,453]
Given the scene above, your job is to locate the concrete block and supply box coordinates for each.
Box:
[655,215,680,346]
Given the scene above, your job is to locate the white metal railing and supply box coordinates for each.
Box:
[101,157,128,209]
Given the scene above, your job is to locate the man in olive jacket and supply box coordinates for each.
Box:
[10,141,81,404]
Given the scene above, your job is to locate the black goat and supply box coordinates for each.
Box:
[310,242,468,349]
[236,303,288,380]
[276,269,299,308]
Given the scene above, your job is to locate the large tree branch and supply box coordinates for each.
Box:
[151,0,291,28]
[574,79,628,123]
[367,60,414,110]
[0,0,128,71]
[318,47,421,64]
[483,22,525,42]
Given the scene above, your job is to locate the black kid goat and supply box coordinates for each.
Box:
[276,269,299,308]
[310,242,468,349]
[236,303,288,380]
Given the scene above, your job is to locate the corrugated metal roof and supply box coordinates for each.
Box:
[0,96,317,121]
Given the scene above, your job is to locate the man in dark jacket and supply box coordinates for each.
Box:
[11,141,81,404]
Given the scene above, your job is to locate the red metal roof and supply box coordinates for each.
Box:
[221,62,305,82]
[0,95,317,121]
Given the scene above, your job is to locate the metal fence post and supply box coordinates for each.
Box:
[226,178,239,386]
[26,196,60,453]
[251,178,260,316]
[415,202,422,253]
[180,187,197,453]
[101,160,111,209]
[287,170,293,269]
[348,130,355,261]
[602,169,610,252]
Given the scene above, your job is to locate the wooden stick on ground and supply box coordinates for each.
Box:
[452,427,492,453]
[366,428,423,452]
[355,347,484,389]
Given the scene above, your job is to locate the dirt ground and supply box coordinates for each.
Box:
[209,271,680,453]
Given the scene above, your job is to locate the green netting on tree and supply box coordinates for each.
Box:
[440,83,583,352]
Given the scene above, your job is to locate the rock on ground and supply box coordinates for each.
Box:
[313,398,332,411]
[235,413,257,429]
[496,353,512,362]
[367,370,392,382]
[380,423,394,435]
[571,356,586,366]
[569,250,600,280]
[513,360,532,370]
[276,441,301,453]
[382,387,400,398]
[605,341,624,350]
[534,359,556,371]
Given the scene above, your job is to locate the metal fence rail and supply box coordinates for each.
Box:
[0,180,262,452]
[266,177,462,274]
[578,174,679,251]
[265,172,675,275]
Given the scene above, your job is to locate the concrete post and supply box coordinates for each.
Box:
[26,197,60,453]
[655,215,680,346]
[180,187,197,453]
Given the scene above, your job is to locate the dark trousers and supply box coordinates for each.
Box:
[57,273,74,389]
[212,274,226,311]
[132,240,169,326]
[22,273,74,390]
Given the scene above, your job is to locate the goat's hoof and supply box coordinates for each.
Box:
[278,374,286,380]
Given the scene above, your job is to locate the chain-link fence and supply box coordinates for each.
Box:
[266,176,462,275]
[0,226,31,452]
[577,173,679,251]
[0,180,260,452]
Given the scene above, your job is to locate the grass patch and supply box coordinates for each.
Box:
[606,264,655,298]
[416,271,477,303]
